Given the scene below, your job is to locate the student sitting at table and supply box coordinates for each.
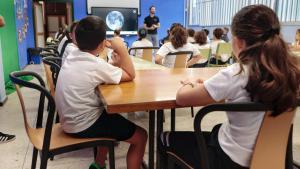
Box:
[159,5,300,169]
[130,28,153,58]
[193,30,210,67]
[55,16,148,169]
[210,28,226,64]
[61,21,78,65]
[155,25,201,68]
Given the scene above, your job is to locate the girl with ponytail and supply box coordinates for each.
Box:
[160,5,300,169]
[130,28,153,58]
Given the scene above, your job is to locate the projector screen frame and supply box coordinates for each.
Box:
[86,0,141,16]
[90,7,138,35]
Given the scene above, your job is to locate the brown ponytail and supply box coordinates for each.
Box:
[232,5,300,116]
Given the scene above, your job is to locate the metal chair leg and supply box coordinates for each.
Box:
[171,109,175,131]
[31,147,38,169]
[108,143,115,169]
[93,147,97,160]
[39,153,48,169]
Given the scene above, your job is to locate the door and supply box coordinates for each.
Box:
[33,2,45,47]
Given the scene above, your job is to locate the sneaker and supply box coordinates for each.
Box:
[0,132,16,144]
[89,162,106,169]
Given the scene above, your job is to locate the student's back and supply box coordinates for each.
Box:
[55,16,147,169]
[160,5,300,169]
[155,26,201,68]
[130,28,153,58]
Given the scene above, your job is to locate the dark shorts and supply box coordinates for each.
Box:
[159,124,248,169]
[69,110,137,141]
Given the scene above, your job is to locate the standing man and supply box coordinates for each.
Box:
[144,5,160,47]
[0,15,16,143]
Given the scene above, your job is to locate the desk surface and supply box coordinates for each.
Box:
[132,57,166,70]
[98,68,223,113]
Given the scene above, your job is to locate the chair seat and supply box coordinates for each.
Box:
[28,123,116,151]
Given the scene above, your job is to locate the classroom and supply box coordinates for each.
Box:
[0,0,300,169]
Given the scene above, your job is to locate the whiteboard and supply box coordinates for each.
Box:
[87,0,140,15]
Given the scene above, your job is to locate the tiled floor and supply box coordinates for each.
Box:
[0,64,300,169]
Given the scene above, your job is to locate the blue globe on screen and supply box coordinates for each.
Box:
[106,11,124,30]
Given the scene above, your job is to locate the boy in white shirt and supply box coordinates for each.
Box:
[60,21,78,65]
[55,16,147,169]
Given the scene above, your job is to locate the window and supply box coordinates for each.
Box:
[188,0,299,26]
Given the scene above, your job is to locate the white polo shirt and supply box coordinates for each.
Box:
[130,39,153,58]
[61,43,77,65]
[156,42,200,68]
[204,63,265,167]
[55,49,122,133]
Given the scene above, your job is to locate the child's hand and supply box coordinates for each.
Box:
[111,51,121,67]
[107,38,126,53]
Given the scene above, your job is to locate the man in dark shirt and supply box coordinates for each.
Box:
[144,6,160,47]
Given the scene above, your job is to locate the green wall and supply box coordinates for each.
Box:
[0,1,20,83]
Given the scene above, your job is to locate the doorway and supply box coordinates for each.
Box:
[45,2,73,38]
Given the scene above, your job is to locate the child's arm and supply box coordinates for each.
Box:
[187,54,201,67]
[176,79,215,106]
[108,38,135,82]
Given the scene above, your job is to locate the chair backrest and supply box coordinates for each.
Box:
[42,56,62,97]
[250,110,294,169]
[167,51,193,68]
[128,47,160,62]
[193,102,296,169]
[9,71,56,151]
[216,43,232,55]
[215,43,232,60]
[199,48,211,61]
[42,46,59,56]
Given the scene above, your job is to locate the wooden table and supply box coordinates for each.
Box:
[131,57,166,70]
[99,68,222,113]
[98,60,223,169]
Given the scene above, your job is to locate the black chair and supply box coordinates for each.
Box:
[42,47,59,56]
[163,102,296,169]
[9,71,116,169]
[42,56,62,86]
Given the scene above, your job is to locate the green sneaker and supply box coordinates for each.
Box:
[89,162,106,169]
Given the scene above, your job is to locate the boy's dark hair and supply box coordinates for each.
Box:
[170,26,187,49]
[213,28,224,39]
[114,29,121,36]
[194,31,207,45]
[187,29,195,37]
[75,16,106,51]
[203,29,209,36]
[138,28,147,41]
